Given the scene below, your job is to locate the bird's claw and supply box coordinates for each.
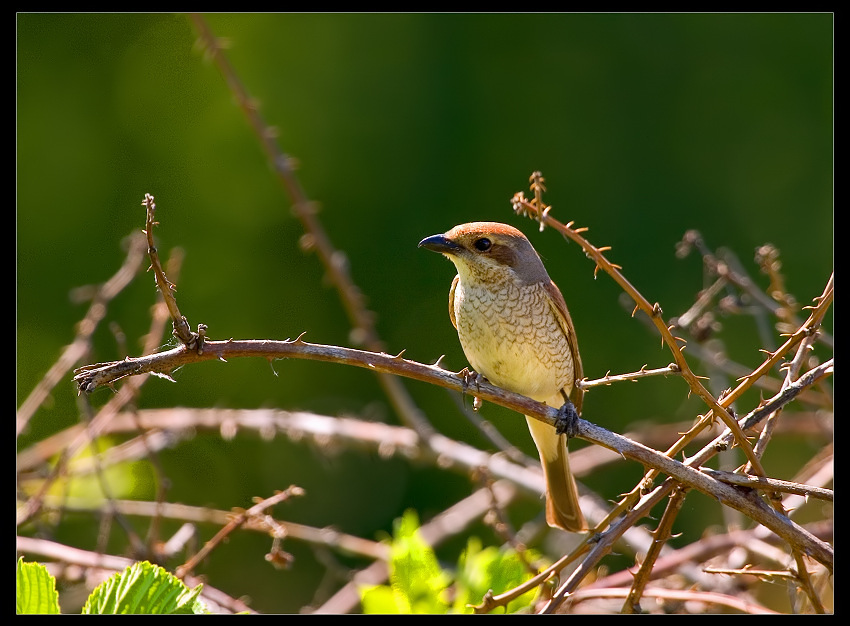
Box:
[460,367,489,391]
[460,368,486,412]
[554,399,580,438]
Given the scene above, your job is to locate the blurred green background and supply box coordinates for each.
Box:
[18,13,832,613]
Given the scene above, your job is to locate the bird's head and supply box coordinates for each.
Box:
[418,222,549,286]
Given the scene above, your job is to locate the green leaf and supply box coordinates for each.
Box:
[454,537,542,613]
[388,510,451,613]
[359,583,405,614]
[359,510,452,614]
[82,561,208,614]
[359,510,544,614]
[17,557,61,614]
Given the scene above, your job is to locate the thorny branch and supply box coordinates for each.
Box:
[174,486,305,579]
[622,485,689,614]
[697,468,833,502]
[142,193,201,350]
[576,363,680,390]
[71,329,834,572]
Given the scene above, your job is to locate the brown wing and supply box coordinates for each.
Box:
[543,279,584,415]
[448,274,459,331]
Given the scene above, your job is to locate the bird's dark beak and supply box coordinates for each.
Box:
[418,234,461,255]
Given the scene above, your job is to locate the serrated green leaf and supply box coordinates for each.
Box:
[82,561,207,614]
[17,557,61,614]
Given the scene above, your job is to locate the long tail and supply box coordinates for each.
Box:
[525,416,586,532]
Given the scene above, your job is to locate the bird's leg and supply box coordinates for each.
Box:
[459,367,480,389]
[460,367,486,411]
[554,391,580,439]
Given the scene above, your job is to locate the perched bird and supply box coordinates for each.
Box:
[419,222,586,531]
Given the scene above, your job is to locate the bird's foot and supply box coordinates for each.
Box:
[554,399,580,439]
[460,368,486,411]
[460,367,487,390]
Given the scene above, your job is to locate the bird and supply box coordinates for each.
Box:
[419,221,586,532]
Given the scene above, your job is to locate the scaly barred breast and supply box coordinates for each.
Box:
[454,280,574,402]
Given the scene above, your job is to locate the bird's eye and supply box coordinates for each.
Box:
[473,238,492,252]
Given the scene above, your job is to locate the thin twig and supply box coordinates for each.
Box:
[621,485,688,613]
[42,495,389,562]
[576,364,680,390]
[175,486,305,579]
[141,194,199,349]
[19,406,549,504]
[698,468,832,502]
[563,586,778,615]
